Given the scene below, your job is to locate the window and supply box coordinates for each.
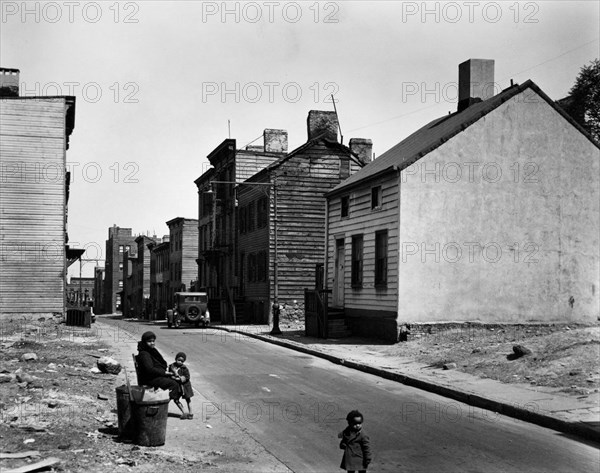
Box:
[240,206,247,234]
[351,235,363,288]
[126,245,131,252]
[118,280,123,288]
[257,250,267,281]
[341,196,349,218]
[248,253,257,282]
[247,201,256,233]
[257,197,268,228]
[119,262,123,271]
[119,245,124,253]
[375,230,388,286]
[371,186,382,209]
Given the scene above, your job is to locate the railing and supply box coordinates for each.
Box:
[304,289,331,338]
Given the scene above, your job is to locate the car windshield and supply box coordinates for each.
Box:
[181,295,207,303]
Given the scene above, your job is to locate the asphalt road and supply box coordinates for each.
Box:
[106,318,600,473]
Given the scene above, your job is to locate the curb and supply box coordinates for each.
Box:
[214,326,600,444]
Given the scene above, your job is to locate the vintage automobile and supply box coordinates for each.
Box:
[168,291,210,328]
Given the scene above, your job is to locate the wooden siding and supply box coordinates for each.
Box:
[0,98,68,316]
[270,147,354,304]
[236,151,281,181]
[326,175,399,315]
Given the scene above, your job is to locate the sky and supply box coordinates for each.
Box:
[1,0,598,278]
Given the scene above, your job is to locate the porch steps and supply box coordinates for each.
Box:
[327,310,352,338]
[234,300,247,324]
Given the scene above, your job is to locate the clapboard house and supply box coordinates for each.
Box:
[148,237,170,320]
[0,68,77,319]
[195,130,288,323]
[238,110,370,325]
[325,59,600,341]
[166,217,199,297]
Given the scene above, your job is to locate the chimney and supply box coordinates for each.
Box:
[307,110,338,142]
[0,68,19,97]
[349,138,373,165]
[458,59,495,112]
[264,129,288,153]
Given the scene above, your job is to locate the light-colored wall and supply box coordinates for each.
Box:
[398,89,600,323]
[0,98,68,317]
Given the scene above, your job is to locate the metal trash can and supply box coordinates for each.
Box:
[115,385,143,440]
[131,398,170,447]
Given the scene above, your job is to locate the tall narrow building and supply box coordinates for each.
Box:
[0,68,77,319]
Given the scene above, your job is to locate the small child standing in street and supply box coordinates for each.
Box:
[338,409,372,473]
[169,352,194,420]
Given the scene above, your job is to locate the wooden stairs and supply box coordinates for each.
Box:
[327,309,352,338]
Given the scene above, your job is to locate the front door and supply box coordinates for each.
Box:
[333,239,345,307]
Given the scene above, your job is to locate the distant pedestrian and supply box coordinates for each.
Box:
[169,352,194,420]
[338,409,372,473]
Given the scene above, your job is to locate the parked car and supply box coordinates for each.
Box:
[168,291,210,328]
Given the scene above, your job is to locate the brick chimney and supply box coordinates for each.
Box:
[307,110,338,142]
[458,59,495,112]
[0,68,20,97]
[264,129,288,153]
[349,138,373,165]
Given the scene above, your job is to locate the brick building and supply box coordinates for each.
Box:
[102,225,136,314]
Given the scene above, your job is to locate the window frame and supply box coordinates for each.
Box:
[351,234,364,288]
[371,185,382,210]
[341,195,349,218]
[375,230,388,287]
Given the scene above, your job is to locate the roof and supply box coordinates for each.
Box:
[166,217,198,226]
[249,135,364,183]
[327,80,599,197]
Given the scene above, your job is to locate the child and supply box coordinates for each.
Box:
[168,352,194,420]
[338,409,372,473]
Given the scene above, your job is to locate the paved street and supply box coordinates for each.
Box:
[104,318,599,472]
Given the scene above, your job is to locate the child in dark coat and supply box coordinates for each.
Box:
[169,352,194,420]
[338,409,372,472]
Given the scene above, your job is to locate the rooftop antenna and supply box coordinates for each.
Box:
[228,119,231,138]
[331,94,343,144]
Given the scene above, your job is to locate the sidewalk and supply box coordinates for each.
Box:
[211,323,600,444]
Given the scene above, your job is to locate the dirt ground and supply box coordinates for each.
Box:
[0,320,209,473]
[1,319,598,472]
[377,322,600,396]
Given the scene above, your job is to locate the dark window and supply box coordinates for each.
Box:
[239,206,247,234]
[248,253,257,282]
[247,201,256,232]
[257,197,268,228]
[257,250,267,281]
[375,230,388,286]
[351,235,363,288]
[371,186,382,209]
[341,196,349,218]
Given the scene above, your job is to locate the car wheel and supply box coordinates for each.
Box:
[186,305,201,322]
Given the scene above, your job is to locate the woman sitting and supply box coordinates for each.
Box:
[137,331,186,417]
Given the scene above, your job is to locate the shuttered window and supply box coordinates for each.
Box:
[351,235,363,288]
[375,230,388,286]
